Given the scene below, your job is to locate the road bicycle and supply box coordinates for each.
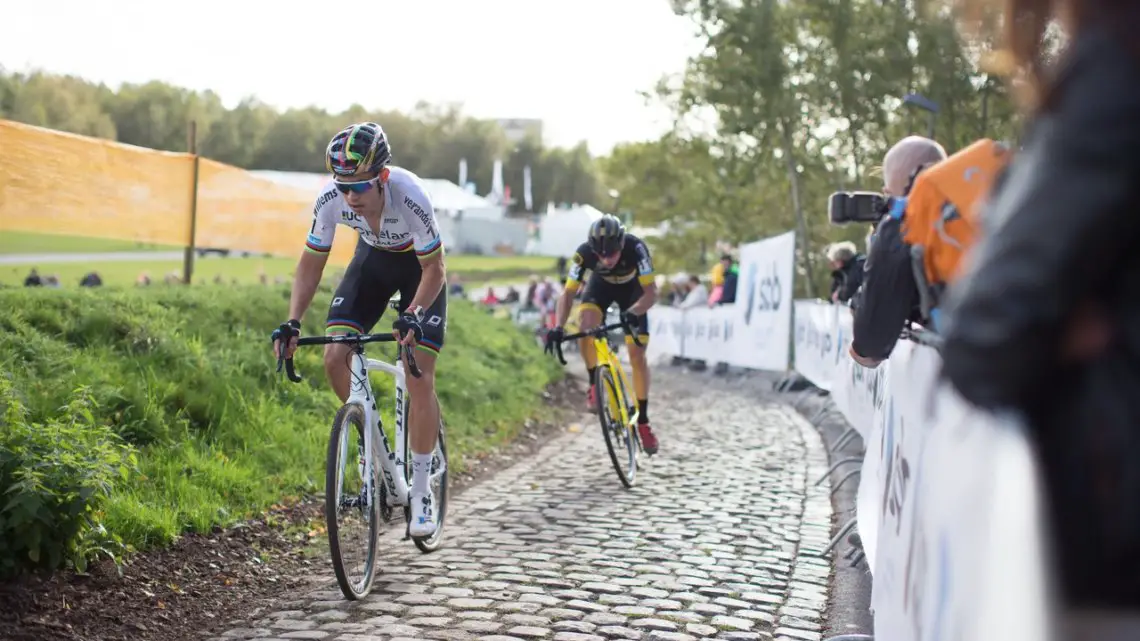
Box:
[550,317,645,488]
[275,316,449,601]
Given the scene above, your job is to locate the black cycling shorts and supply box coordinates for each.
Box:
[326,237,447,355]
[579,273,650,338]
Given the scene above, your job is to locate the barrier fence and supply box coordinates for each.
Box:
[648,231,1057,641]
[0,119,359,267]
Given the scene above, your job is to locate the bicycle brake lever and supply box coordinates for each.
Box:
[620,317,643,348]
[554,339,568,366]
[284,357,303,383]
[402,344,423,379]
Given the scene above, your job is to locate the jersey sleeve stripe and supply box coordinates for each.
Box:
[305,239,332,254]
[564,280,580,293]
[638,274,655,286]
[416,237,443,259]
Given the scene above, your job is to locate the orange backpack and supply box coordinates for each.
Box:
[899,138,1012,324]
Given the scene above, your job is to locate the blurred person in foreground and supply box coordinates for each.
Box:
[826,241,866,305]
[940,2,1140,634]
[848,136,948,368]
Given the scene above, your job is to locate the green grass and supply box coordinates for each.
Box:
[0,231,180,254]
[1,238,558,288]
[1,256,301,287]
[0,286,563,555]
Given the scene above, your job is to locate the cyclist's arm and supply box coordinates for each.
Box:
[628,282,658,315]
[289,252,328,320]
[412,252,446,311]
[555,248,589,326]
[288,186,337,320]
[627,239,657,315]
[405,185,446,312]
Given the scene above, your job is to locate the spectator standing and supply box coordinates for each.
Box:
[826,241,866,304]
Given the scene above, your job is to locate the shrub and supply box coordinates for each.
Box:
[0,378,137,577]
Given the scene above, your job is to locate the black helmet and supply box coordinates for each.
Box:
[588,215,626,256]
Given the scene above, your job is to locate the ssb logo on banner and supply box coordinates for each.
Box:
[733,230,795,371]
[744,260,783,324]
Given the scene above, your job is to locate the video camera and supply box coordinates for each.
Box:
[827,191,894,225]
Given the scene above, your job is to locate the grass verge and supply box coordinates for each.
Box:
[0,231,180,254]
[1,249,559,288]
[0,285,562,576]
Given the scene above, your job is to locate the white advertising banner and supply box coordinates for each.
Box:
[908,394,1054,641]
[830,311,883,438]
[731,230,796,371]
[792,300,842,391]
[647,306,684,363]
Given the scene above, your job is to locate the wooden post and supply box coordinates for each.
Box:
[182,120,199,285]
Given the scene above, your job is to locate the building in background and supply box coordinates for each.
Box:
[495,118,544,145]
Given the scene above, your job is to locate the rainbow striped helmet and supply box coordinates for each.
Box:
[325,122,392,177]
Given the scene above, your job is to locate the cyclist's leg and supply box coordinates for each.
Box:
[399,283,446,458]
[399,278,446,536]
[579,275,615,410]
[323,240,395,401]
[620,283,657,453]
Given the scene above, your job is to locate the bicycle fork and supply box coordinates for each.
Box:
[611,364,639,429]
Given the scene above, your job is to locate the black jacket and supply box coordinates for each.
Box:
[939,25,1140,607]
[830,254,866,304]
[851,218,920,360]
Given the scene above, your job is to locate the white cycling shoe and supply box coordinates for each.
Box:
[408,490,438,538]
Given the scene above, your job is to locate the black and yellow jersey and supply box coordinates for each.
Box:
[565,233,655,291]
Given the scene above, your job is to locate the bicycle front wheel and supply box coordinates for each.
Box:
[325,403,380,600]
[597,366,637,488]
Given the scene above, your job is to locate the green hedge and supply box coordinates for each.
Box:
[0,286,561,577]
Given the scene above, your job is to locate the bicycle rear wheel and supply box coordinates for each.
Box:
[325,403,380,600]
[597,366,637,487]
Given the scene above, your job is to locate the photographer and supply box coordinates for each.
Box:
[847,136,947,368]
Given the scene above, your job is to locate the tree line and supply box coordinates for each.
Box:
[0,70,604,214]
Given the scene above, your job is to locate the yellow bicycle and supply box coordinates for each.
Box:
[552,319,644,487]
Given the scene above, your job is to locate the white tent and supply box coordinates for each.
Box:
[532,204,607,257]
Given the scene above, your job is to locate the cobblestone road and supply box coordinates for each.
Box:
[213,371,833,641]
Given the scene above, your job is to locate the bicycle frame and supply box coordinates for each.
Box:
[346,345,411,507]
[281,333,424,508]
[590,336,638,429]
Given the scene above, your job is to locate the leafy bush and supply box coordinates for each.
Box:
[0,378,137,578]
